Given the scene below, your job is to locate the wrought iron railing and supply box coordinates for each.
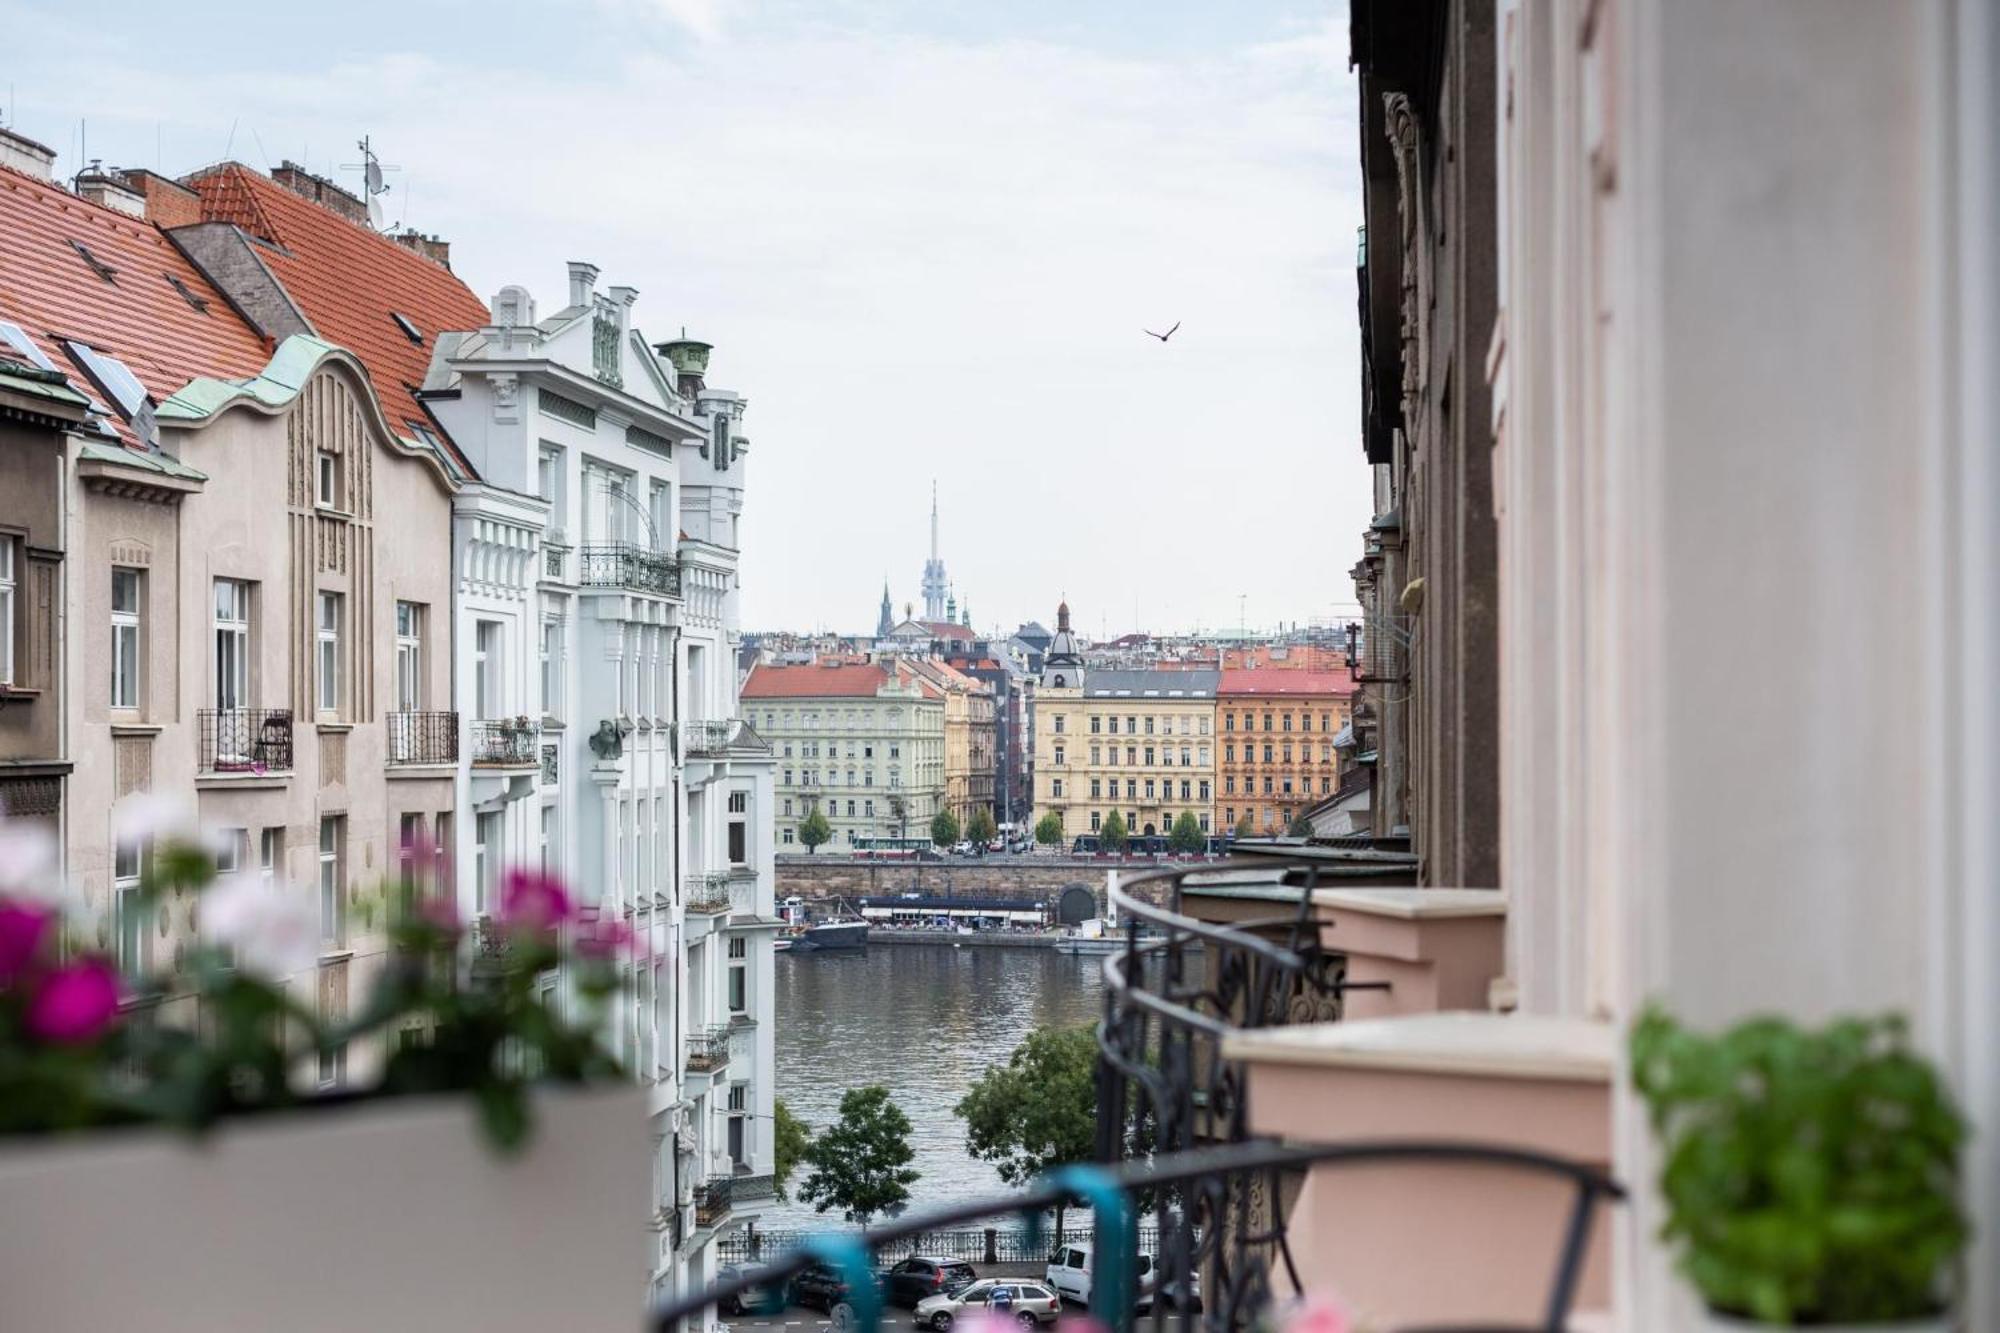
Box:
[543,544,568,581]
[683,718,737,756]
[578,542,681,597]
[717,1223,1170,1267]
[1095,860,1389,1329]
[686,875,731,914]
[685,1026,730,1072]
[196,708,293,774]
[469,718,539,766]
[386,710,458,765]
[1349,612,1414,684]
[651,1138,1622,1333]
[694,1177,733,1229]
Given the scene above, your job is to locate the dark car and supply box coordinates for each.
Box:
[883,1257,978,1308]
[789,1260,856,1313]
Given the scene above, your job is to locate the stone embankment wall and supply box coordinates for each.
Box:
[774,855,1165,906]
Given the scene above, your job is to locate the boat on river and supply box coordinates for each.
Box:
[789,918,870,951]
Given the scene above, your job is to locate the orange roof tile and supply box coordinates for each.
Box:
[183,163,490,467]
[0,163,270,414]
[743,663,894,699]
[1218,667,1356,697]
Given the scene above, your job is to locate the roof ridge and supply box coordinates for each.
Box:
[198,161,459,272]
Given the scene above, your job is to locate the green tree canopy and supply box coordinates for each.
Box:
[966,808,998,845]
[1287,811,1316,838]
[798,808,832,854]
[1235,817,1256,841]
[798,1085,921,1223]
[1168,811,1205,854]
[954,1024,1098,1236]
[1099,810,1128,853]
[930,809,961,848]
[1034,812,1064,848]
[773,1098,811,1202]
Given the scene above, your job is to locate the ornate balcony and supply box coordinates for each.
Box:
[692,1177,733,1229]
[682,717,770,759]
[684,1026,730,1073]
[686,875,731,915]
[196,708,293,775]
[386,710,458,766]
[469,718,539,768]
[577,543,681,597]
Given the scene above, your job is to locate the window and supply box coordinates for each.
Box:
[316,450,340,508]
[1263,714,1274,732]
[1052,779,1063,798]
[382,600,420,712]
[1144,716,1154,735]
[1089,716,1100,734]
[1283,713,1293,732]
[1090,778,1101,799]
[318,816,345,950]
[1180,780,1191,801]
[259,828,281,886]
[1090,810,1101,831]
[210,579,251,711]
[0,540,13,686]
[728,791,748,865]
[474,620,501,718]
[215,827,249,876]
[1054,746,1065,766]
[316,592,342,714]
[728,937,747,1013]
[111,568,142,708]
[475,811,501,913]
[1053,714,1064,733]
[1125,779,1136,800]
[539,618,563,717]
[115,841,149,976]
[865,799,875,817]
[391,312,424,345]
[538,445,562,506]
[1225,776,1236,794]
[1264,745,1275,764]
[783,798,793,817]
[649,480,670,552]
[1144,780,1156,800]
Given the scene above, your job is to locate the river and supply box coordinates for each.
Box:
[765,943,1107,1228]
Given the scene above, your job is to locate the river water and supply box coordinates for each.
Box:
[766,943,1108,1228]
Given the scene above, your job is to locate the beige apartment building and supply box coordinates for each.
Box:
[901,657,995,826]
[743,660,945,849]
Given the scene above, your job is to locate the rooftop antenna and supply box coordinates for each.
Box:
[341,135,401,229]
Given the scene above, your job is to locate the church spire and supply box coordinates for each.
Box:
[921,479,949,621]
[877,579,894,639]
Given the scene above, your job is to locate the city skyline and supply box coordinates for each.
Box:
[0,0,1368,632]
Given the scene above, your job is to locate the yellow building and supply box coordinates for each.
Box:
[903,658,996,826]
[1031,604,1218,844]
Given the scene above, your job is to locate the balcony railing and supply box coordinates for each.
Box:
[684,1026,730,1073]
[683,717,770,758]
[693,1177,733,1229]
[469,718,539,767]
[196,708,293,774]
[686,875,731,914]
[577,543,681,597]
[386,710,458,765]
[543,543,568,582]
[1349,612,1413,684]
[654,1138,1623,1333]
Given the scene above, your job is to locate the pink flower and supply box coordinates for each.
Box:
[417,893,462,935]
[576,916,634,961]
[499,868,572,931]
[25,958,121,1043]
[1281,1297,1354,1333]
[0,898,54,985]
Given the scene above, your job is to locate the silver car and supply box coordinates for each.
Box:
[913,1279,1062,1330]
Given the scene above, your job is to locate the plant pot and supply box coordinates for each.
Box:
[1702,1311,1952,1333]
[0,1085,646,1332]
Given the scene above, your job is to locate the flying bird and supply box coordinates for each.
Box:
[1144,321,1181,343]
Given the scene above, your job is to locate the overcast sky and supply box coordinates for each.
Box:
[4,0,1367,640]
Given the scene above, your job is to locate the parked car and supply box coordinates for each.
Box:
[789,1260,858,1312]
[1045,1243,1201,1312]
[951,840,975,856]
[882,1256,978,1308]
[717,1261,786,1317]
[914,1279,1062,1329]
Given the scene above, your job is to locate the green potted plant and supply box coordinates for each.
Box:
[1631,1007,1967,1329]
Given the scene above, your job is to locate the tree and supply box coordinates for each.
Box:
[1287,811,1316,838]
[1099,810,1128,854]
[955,1025,1098,1239]
[1235,817,1256,841]
[798,808,832,855]
[1034,812,1064,850]
[772,1098,811,1202]
[798,1085,920,1223]
[887,794,910,843]
[966,807,998,845]
[1168,811,1205,854]
[930,809,961,848]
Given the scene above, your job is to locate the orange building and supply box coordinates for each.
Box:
[1219,643,1353,672]
[1217,668,1355,836]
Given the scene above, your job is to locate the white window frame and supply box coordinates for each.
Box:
[115,840,149,976]
[213,578,250,712]
[540,617,563,718]
[475,620,501,720]
[316,450,339,508]
[316,592,342,715]
[475,810,501,913]
[111,567,141,709]
[318,816,345,950]
[0,539,14,686]
[395,601,423,712]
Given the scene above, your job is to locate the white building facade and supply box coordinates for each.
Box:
[425,263,777,1314]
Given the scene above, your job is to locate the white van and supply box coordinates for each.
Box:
[1044,1243,1201,1312]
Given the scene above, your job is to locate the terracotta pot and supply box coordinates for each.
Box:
[0,1086,646,1332]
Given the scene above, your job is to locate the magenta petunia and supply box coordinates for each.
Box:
[499,868,573,931]
[24,957,121,1044]
[417,893,463,935]
[0,898,54,985]
[576,916,635,961]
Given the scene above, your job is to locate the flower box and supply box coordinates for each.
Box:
[0,1085,646,1332]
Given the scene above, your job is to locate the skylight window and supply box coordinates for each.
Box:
[391,313,424,345]
[68,239,118,284]
[63,341,149,422]
[165,273,210,314]
[0,322,57,373]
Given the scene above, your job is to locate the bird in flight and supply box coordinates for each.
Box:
[1144,321,1181,343]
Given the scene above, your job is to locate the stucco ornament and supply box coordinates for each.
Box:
[588,719,624,762]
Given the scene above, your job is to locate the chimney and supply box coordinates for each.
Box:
[116,168,202,228]
[654,335,713,398]
[608,284,639,338]
[491,284,536,327]
[75,164,146,218]
[270,160,368,226]
[391,228,453,270]
[566,261,599,309]
[0,125,56,181]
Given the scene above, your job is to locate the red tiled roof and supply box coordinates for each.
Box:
[1218,668,1356,697]
[743,663,892,699]
[183,163,490,465]
[0,163,270,411]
